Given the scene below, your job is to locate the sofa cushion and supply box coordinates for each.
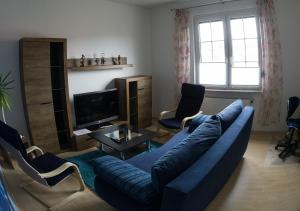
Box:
[151,116,221,193]
[159,118,181,129]
[188,114,212,133]
[93,155,158,204]
[217,99,243,133]
[127,129,190,173]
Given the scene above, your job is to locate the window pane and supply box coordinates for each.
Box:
[211,21,224,41]
[212,41,225,62]
[243,18,257,38]
[231,67,260,86]
[200,42,212,62]
[245,39,258,61]
[233,62,246,68]
[199,23,211,42]
[230,19,244,39]
[199,63,226,85]
[246,62,259,67]
[232,40,245,62]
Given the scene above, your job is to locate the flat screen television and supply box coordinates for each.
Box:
[74,89,119,129]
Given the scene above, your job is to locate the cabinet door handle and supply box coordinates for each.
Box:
[138,88,144,91]
[40,102,52,105]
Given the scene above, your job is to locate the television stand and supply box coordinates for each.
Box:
[86,122,113,131]
[72,120,128,150]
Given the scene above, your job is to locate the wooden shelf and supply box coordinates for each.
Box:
[68,64,134,71]
[115,76,152,129]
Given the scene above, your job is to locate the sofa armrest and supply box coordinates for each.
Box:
[93,155,158,204]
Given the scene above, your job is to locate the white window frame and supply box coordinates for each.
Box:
[194,9,262,91]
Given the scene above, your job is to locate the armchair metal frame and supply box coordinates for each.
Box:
[275,96,300,161]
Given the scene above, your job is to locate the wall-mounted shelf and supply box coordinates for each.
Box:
[68,64,134,71]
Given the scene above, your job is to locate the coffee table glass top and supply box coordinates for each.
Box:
[89,124,155,152]
[104,125,143,143]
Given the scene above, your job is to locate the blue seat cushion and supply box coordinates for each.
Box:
[30,153,74,186]
[159,118,181,129]
[217,99,243,133]
[151,116,221,193]
[287,118,300,129]
[188,114,212,133]
[93,155,158,204]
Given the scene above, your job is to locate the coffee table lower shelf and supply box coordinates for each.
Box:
[89,124,155,160]
[98,140,151,160]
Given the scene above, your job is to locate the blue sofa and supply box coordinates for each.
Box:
[93,100,254,211]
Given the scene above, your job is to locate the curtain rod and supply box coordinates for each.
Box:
[170,0,242,11]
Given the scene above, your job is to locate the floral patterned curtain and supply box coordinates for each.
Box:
[257,0,284,126]
[174,9,191,102]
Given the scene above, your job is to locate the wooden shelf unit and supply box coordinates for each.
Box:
[19,38,73,154]
[115,75,152,129]
[68,64,134,71]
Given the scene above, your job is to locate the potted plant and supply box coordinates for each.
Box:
[0,72,14,123]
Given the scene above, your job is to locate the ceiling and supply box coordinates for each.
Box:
[108,0,197,7]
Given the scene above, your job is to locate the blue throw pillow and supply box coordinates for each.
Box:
[93,155,158,204]
[151,116,221,193]
[217,99,243,133]
[188,113,212,133]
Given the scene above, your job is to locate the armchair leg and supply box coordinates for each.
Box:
[73,166,85,191]
[21,170,85,211]
[21,181,50,209]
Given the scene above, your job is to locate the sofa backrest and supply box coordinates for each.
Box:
[161,106,254,211]
[217,99,243,133]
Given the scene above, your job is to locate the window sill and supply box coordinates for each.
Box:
[206,89,262,93]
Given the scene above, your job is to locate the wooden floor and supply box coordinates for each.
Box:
[2,131,300,211]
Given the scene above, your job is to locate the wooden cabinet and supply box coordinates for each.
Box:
[20,38,73,154]
[115,75,152,128]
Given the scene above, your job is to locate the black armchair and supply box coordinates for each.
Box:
[157,83,205,133]
[0,121,84,210]
[275,96,300,160]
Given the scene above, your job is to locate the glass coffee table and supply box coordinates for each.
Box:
[89,124,155,160]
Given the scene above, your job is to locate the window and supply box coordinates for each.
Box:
[195,12,261,90]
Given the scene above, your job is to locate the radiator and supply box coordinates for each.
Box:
[201,96,254,115]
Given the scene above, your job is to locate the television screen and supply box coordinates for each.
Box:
[74,89,119,129]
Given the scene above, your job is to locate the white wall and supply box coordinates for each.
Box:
[0,0,151,135]
[1,0,299,134]
[151,0,300,131]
